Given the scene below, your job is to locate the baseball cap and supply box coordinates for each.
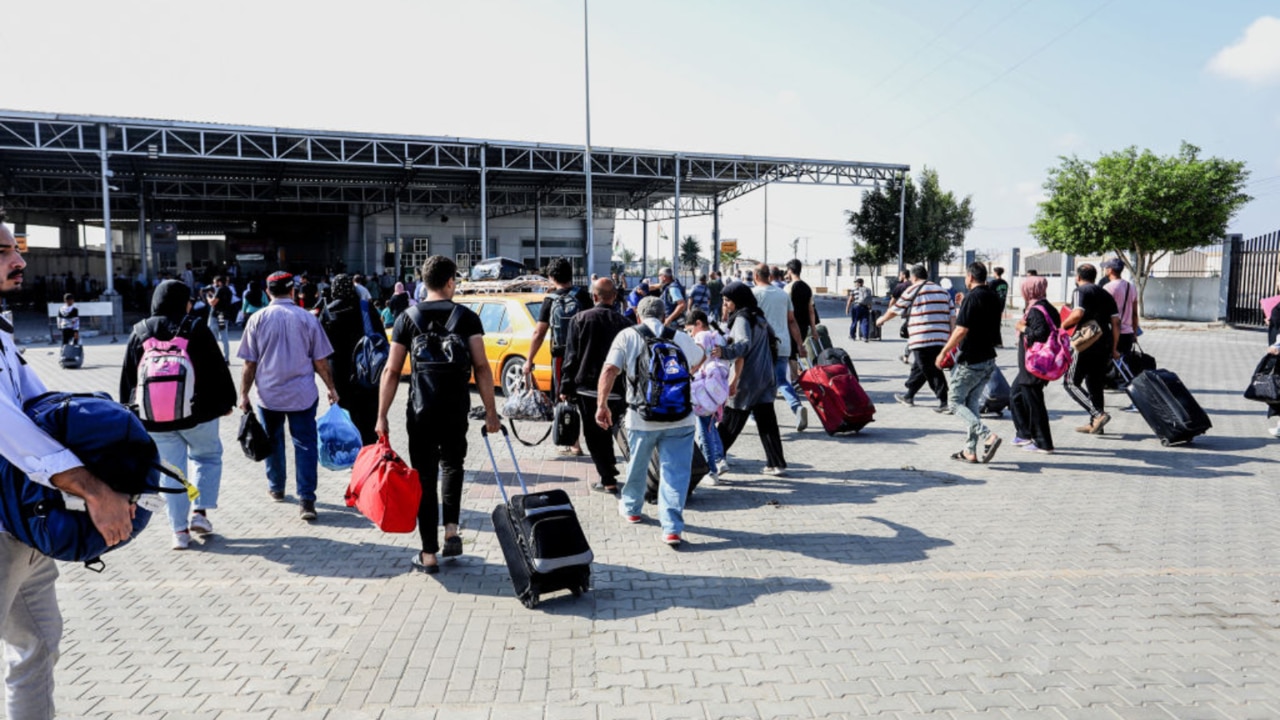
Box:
[266,271,294,292]
[1101,258,1124,272]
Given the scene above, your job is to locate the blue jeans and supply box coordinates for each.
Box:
[0,534,60,720]
[259,401,319,502]
[948,359,996,455]
[774,357,803,414]
[619,424,696,536]
[152,418,224,533]
[850,304,870,339]
[696,414,725,469]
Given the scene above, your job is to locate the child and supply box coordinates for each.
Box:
[57,293,80,345]
[376,298,393,328]
[687,309,730,483]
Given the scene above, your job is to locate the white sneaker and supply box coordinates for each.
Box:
[795,407,809,432]
[761,466,787,477]
[172,531,191,550]
[704,471,719,486]
[715,459,730,476]
[188,513,213,536]
[1269,426,1280,438]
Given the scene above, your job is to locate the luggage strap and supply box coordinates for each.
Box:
[507,418,552,447]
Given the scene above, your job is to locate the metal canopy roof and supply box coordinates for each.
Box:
[0,110,910,227]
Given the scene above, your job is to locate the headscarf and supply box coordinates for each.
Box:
[1020,275,1048,304]
[330,273,358,303]
[151,280,192,323]
[393,281,406,295]
[245,280,266,307]
[720,280,761,329]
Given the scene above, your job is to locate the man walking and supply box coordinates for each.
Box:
[753,263,808,430]
[785,260,817,345]
[561,277,634,494]
[525,257,592,456]
[705,271,724,322]
[0,221,134,719]
[1102,257,1141,412]
[208,275,234,361]
[689,274,712,316]
[936,262,1005,463]
[1062,263,1121,434]
[237,271,339,521]
[845,278,872,341]
[595,296,703,547]
[656,267,688,328]
[876,265,954,411]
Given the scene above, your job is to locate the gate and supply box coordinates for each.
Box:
[1227,231,1280,326]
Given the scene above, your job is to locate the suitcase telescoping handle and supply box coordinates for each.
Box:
[480,426,531,505]
[1112,357,1134,385]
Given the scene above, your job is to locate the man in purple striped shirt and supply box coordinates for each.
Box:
[877,264,955,412]
[238,271,338,521]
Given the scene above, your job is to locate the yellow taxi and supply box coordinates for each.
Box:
[390,292,554,395]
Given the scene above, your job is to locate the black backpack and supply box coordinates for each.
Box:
[352,299,390,390]
[630,325,693,422]
[548,288,583,353]
[407,305,473,415]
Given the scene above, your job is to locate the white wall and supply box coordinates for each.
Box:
[1140,277,1221,322]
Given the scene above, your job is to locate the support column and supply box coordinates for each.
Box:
[673,155,681,268]
[480,146,488,259]
[534,197,542,269]
[99,123,115,295]
[138,197,147,285]
[1219,233,1241,323]
[897,174,907,275]
[763,183,768,265]
[393,200,402,282]
[712,198,721,274]
[641,210,648,280]
[360,205,367,275]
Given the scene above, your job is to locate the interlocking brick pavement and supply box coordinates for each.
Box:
[3,299,1280,719]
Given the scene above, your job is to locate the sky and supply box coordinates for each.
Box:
[9,0,1280,264]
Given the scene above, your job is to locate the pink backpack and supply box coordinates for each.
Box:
[136,317,197,424]
[1023,304,1073,381]
[691,331,730,417]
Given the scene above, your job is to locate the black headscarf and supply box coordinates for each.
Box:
[721,280,762,329]
[151,279,192,323]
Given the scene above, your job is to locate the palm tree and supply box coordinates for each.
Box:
[679,236,703,283]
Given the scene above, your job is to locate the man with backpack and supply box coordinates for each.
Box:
[657,267,688,328]
[0,221,134,718]
[320,274,387,444]
[560,277,634,494]
[377,255,501,574]
[525,258,592,456]
[119,279,237,549]
[237,271,340,522]
[594,296,704,547]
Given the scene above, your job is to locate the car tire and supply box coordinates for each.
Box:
[501,357,526,397]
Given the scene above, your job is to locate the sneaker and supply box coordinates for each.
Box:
[623,514,643,524]
[188,513,213,536]
[662,533,682,547]
[1074,423,1094,434]
[795,407,808,431]
[933,406,952,415]
[1089,413,1111,434]
[1269,426,1280,438]
[894,393,915,407]
[715,459,730,476]
[1121,404,1140,413]
[761,466,787,477]
[1011,436,1032,447]
[1022,443,1054,454]
[299,500,318,521]
[268,490,285,502]
[704,471,720,487]
[172,531,191,550]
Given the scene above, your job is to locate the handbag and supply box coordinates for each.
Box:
[552,400,581,447]
[238,407,272,462]
[1070,319,1103,353]
[345,437,421,533]
[1023,304,1073,381]
[1244,353,1280,402]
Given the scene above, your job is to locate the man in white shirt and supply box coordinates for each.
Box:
[752,264,808,430]
[0,222,133,719]
[595,297,704,547]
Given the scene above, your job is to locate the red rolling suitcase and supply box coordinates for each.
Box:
[798,363,875,435]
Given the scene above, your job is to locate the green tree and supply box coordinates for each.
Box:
[1031,142,1250,316]
[617,246,636,268]
[720,248,741,269]
[847,166,973,270]
[679,236,704,280]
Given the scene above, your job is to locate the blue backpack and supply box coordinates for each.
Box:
[630,325,693,422]
[0,392,185,570]
[352,299,390,390]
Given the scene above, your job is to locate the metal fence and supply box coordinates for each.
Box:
[1226,231,1280,327]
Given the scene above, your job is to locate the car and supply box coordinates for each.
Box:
[389,292,554,395]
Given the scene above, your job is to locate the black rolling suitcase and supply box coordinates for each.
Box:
[482,427,592,608]
[60,341,84,369]
[1114,359,1211,446]
[979,367,1010,417]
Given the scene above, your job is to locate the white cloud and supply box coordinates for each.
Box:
[1207,16,1280,84]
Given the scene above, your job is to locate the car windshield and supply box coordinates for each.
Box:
[525,301,542,320]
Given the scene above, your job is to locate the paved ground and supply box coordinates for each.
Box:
[7,298,1280,720]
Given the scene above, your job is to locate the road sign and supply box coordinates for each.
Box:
[14,234,27,252]
[720,240,738,253]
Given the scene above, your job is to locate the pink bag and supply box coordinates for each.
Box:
[691,330,730,418]
[1024,304,1073,381]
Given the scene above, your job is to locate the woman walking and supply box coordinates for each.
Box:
[1010,275,1058,453]
[713,281,787,476]
[321,274,384,444]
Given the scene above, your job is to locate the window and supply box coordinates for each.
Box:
[525,302,543,322]
[478,303,509,333]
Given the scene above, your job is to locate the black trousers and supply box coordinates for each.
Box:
[1065,343,1109,419]
[576,395,626,483]
[905,345,949,405]
[1010,374,1053,450]
[407,413,468,555]
[718,403,786,468]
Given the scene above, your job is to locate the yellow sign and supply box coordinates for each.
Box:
[719,240,738,253]
[14,234,27,253]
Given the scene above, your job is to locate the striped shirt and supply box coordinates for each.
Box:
[893,281,953,349]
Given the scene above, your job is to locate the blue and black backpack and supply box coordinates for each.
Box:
[0,392,187,570]
[630,325,693,422]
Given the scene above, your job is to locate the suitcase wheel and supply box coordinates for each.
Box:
[571,585,584,598]
[522,594,539,609]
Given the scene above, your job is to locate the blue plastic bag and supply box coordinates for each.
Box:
[318,405,362,471]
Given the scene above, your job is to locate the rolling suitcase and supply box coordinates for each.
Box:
[645,443,708,504]
[1114,360,1211,446]
[979,367,1010,417]
[60,342,84,369]
[1106,342,1157,390]
[483,427,592,608]
[805,324,833,363]
[797,363,875,435]
[868,310,883,340]
[815,346,859,381]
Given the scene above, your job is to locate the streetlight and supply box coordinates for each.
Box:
[582,0,594,278]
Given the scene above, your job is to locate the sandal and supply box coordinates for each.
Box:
[410,552,440,574]
[441,535,463,558]
[980,435,1002,463]
[950,451,978,464]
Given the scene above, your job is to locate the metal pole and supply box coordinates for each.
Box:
[138,195,147,286]
[99,123,115,295]
[641,210,648,280]
[480,147,488,260]
[897,174,907,274]
[673,155,681,268]
[534,197,542,269]
[360,206,367,274]
[763,184,768,265]
[583,0,594,277]
[712,198,720,274]
[393,200,402,282]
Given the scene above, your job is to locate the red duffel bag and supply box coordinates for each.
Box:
[345,437,421,533]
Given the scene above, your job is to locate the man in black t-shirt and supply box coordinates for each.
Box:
[377,255,500,575]
[936,262,1005,463]
[525,258,592,455]
[1061,263,1121,435]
